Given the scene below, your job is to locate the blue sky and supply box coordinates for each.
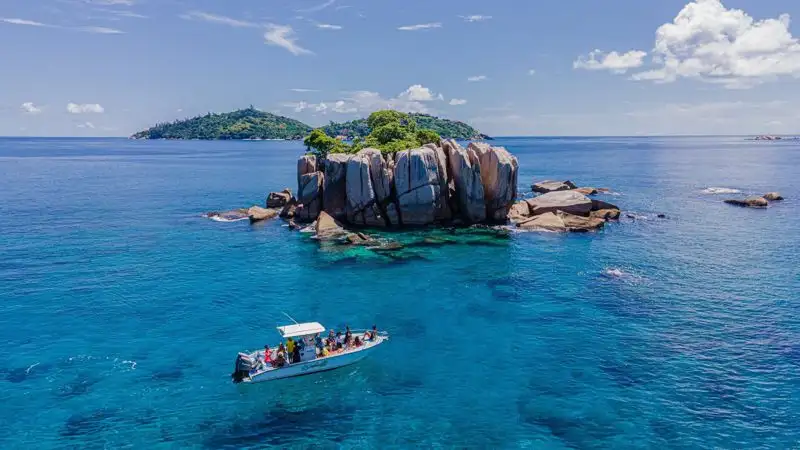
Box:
[4,0,800,136]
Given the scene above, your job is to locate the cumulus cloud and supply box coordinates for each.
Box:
[21,102,42,114]
[467,75,487,82]
[573,50,647,73]
[291,84,443,116]
[180,11,257,28]
[398,22,441,31]
[264,24,312,55]
[398,84,440,102]
[67,103,105,114]
[459,15,492,22]
[578,0,800,88]
[449,99,467,106]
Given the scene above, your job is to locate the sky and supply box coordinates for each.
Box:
[3,0,800,136]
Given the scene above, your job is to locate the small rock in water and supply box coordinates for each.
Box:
[762,192,784,201]
[248,206,279,223]
[724,196,768,208]
[266,189,293,208]
[531,180,577,194]
[657,214,667,219]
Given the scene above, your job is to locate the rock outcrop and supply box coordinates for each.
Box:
[315,211,347,240]
[248,206,279,223]
[266,189,293,208]
[763,192,784,201]
[469,142,519,221]
[346,151,388,227]
[394,147,446,225]
[724,196,769,208]
[323,154,351,220]
[526,191,593,217]
[508,201,530,223]
[532,180,577,194]
[517,211,605,232]
[443,140,485,223]
[297,170,324,222]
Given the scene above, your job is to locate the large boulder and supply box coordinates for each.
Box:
[469,143,519,221]
[724,196,768,208]
[248,206,279,223]
[315,211,347,240]
[557,211,605,232]
[526,191,593,217]
[296,171,324,221]
[323,154,351,220]
[763,192,784,201]
[443,139,485,223]
[393,147,447,225]
[532,180,577,194]
[297,154,317,186]
[279,202,297,219]
[517,212,566,232]
[508,201,530,223]
[266,189,293,208]
[346,152,387,227]
[431,145,453,221]
[590,209,621,220]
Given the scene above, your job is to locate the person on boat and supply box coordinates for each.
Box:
[369,325,378,341]
[286,337,295,358]
[291,344,301,363]
[277,342,286,359]
[273,352,287,368]
[344,328,353,348]
[335,331,344,350]
[263,345,273,365]
[315,333,324,351]
[354,336,362,347]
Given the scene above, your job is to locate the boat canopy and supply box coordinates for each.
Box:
[277,322,325,338]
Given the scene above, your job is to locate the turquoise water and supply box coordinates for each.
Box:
[1,136,798,449]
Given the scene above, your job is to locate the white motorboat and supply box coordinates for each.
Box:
[231,321,388,383]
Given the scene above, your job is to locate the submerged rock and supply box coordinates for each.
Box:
[526,190,593,217]
[266,189,293,208]
[323,154,351,220]
[297,171,325,222]
[443,140,485,223]
[532,180,577,194]
[724,196,769,208]
[205,209,249,222]
[469,142,519,221]
[247,206,279,223]
[763,192,784,201]
[345,232,376,246]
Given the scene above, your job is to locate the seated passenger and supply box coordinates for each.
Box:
[336,332,344,350]
[315,333,324,351]
[344,330,353,348]
[273,353,287,368]
[354,336,362,347]
[263,345,273,364]
[320,346,329,357]
[277,343,286,359]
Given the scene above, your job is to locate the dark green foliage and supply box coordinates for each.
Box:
[322,113,487,140]
[131,107,312,140]
[303,128,349,159]
[416,129,440,145]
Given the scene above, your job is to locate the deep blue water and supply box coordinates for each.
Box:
[1,136,798,449]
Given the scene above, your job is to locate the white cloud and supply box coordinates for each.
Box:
[398,84,439,102]
[67,103,105,114]
[582,0,800,89]
[573,49,647,74]
[315,23,342,30]
[459,15,492,22]
[398,23,442,31]
[297,0,336,13]
[77,122,96,129]
[21,102,42,114]
[467,75,488,82]
[333,100,358,114]
[449,99,467,106]
[1,18,48,27]
[78,26,124,34]
[180,11,258,28]
[291,88,319,92]
[528,69,536,75]
[283,101,330,113]
[264,24,312,55]
[85,0,135,5]
[101,10,148,19]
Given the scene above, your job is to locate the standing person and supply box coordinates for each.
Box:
[286,337,295,359]
[292,344,301,363]
[263,345,273,365]
[335,331,344,350]
[315,333,324,355]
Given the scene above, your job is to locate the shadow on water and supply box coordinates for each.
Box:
[55,373,102,399]
[61,408,124,438]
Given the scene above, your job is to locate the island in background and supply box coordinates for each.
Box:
[130,107,490,141]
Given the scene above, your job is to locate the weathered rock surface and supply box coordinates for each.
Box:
[323,153,351,220]
[591,199,620,212]
[345,232,376,246]
[724,196,769,208]
[205,209,248,221]
[346,151,386,227]
[532,180,577,194]
[279,202,297,219]
[574,187,598,196]
[557,211,605,232]
[298,154,316,185]
[267,189,293,208]
[315,211,347,239]
[763,192,784,201]
[248,206,279,223]
[443,140,485,223]
[394,147,446,225]
[469,142,519,221]
[508,201,530,223]
[297,171,324,221]
[526,191,593,217]
[590,209,621,220]
[517,212,567,232]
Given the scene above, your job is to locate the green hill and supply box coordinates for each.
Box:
[322,113,490,140]
[131,107,312,140]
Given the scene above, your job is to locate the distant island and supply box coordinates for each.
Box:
[130,107,490,141]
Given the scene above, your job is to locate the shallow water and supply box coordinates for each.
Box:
[0,136,798,449]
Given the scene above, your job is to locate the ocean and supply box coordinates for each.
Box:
[0,136,798,449]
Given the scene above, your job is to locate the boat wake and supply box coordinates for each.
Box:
[601,267,644,284]
[702,187,741,195]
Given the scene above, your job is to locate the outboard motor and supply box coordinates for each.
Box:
[231,352,256,383]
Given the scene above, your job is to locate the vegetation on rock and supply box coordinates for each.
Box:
[304,110,443,158]
[322,113,488,140]
[131,107,311,140]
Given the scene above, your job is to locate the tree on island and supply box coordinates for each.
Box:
[303,110,442,159]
